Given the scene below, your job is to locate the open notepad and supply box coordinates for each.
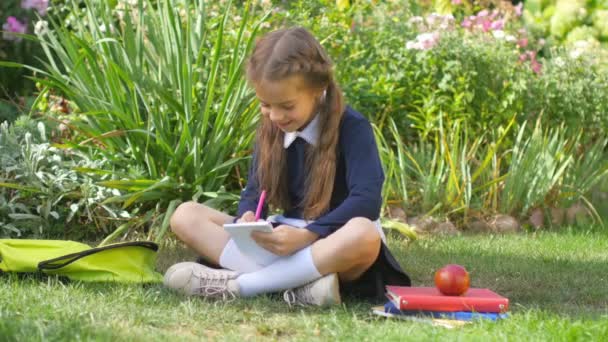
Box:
[223,222,279,265]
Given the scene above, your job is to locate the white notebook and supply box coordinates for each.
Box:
[223,221,278,265]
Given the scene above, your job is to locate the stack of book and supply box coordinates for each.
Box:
[372,286,509,328]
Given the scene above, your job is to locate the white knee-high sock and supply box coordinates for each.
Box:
[236,246,322,297]
[218,239,265,273]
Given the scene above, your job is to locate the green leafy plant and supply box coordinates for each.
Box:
[0,116,121,238]
[379,116,514,219]
[560,137,608,220]
[499,121,573,217]
[524,0,608,47]
[525,51,608,138]
[3,0,270,242]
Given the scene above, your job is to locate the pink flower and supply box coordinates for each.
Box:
[406,32,440,50]
[519,53,528,62]
[517,38,528,48]
[419,32,440,49]
[481,19,492,32]
[439,14,455,30]
[461,18,473,29]
[531,60,542,75]
[451,0,462,4]
[477,10,489,17]
[2,17,27,41]
[490,19,505,31]
[21,0,49,16]
[515,3,523,17]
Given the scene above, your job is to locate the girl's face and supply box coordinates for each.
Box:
[254,75,323,132]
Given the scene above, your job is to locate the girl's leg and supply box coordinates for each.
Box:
[170,201,233,265]
[170,202,274,274]
[236,217,381,297]
[311,217,382,282]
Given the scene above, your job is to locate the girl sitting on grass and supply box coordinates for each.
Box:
[164,26,410,306]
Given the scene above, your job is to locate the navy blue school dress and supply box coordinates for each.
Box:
[234,105,411,301]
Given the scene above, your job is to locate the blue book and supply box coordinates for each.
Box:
[383,301,508,321]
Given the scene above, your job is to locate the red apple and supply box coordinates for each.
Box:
[434,264,470,296]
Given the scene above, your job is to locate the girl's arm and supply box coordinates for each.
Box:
[305,118,384,237]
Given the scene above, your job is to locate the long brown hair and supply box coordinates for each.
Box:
[246,27,345,219]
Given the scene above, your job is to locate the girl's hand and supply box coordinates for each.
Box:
[251,225,319,256]
[236,211,256,223]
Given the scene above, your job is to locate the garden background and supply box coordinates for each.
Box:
[1,0,607,241]
[1,0,608,340]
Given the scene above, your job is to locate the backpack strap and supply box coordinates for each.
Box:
[38,241,158,270]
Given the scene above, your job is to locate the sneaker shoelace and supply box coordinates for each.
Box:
[195,271,236,300]
[283,284,315,307]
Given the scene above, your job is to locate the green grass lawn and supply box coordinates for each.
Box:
[2,226,607,341]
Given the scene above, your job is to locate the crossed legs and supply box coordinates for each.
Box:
[169,201,381,293]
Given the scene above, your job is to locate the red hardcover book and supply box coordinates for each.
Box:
[385,286,509,313]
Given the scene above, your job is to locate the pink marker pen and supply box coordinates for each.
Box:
[254,190,267,221]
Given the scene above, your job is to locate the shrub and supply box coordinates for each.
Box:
[524,0,608,48]
[0,116,121,238]
[524,48,608,139]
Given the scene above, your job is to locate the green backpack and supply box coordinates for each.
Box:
[0,239,162,283]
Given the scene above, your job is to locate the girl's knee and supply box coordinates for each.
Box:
[170,201,205,235]
[345,217,381,245]
[342,217,381,261]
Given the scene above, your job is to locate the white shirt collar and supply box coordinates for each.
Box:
[283,113,320,149]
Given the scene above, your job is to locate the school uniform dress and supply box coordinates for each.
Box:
[235,105,411,301]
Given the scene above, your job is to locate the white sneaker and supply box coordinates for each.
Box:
[283,273,342,307]
[163,262,240,300]
[163,262,202,283]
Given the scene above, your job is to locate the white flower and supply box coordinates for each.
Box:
[569,48,583,59]
[443,14,455,22]
[505,34,517,42]
[406,41,422,50]
[569,40,594,59]
[408,16,424,24]
[417,32,440,49]
[492,30,505,39]
[34,20,48,35]
[426,13,441,26]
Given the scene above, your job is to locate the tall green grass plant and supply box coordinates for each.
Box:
[2,0,269,241]
[379,118,608,226]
